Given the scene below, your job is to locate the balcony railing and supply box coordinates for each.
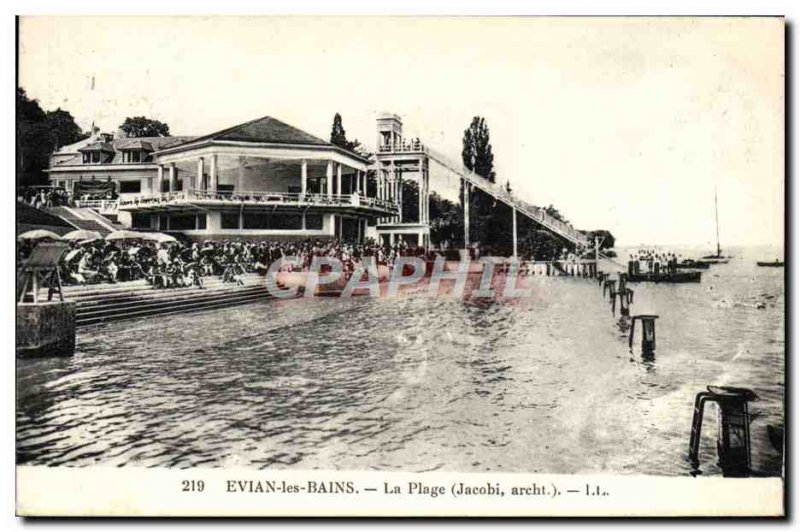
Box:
[378,140,426,154]
[74,199,119,214]
[118,189,399,214]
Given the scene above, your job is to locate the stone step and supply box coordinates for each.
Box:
[76,285,270,317]
[76,289,275,327]
[71,280,264,307]
[45,274,264,300]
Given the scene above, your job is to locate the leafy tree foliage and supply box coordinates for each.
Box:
[586,230,616,250]
[462,116,495,182]
[329,112,363,153]
[17,88,87,187]
[428,192,463,248]
[119,116,170,137]
[401,180,420,224]
[544,204,568,225]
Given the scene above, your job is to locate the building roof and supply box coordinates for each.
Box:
[116,139,154,151]
[52,136,197,167]
[182,115,331,147]
[78,142,115,153]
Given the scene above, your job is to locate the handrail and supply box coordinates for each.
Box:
[378,140,426,154]
[425,146,590,248]
[118,189,399,213]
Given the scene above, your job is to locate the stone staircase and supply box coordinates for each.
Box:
[46,206,120,236]
[37,273,276,327]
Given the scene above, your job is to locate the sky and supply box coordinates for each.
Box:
[18,16,784,247]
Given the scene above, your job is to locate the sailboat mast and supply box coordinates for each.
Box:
[715,188,721,257]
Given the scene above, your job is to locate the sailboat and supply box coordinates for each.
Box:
[701,187,731,263]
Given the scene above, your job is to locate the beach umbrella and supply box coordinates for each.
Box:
[105,230,145,241]
[142,232,179,244]
[63,229,102,241]
[17,229,62,241]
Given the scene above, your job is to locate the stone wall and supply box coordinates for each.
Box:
[16,302,76,358]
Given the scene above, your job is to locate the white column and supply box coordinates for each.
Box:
[169,163,176,193]
[301,159,307,196]
[512,207,518,259]
[209,154,217,192]
[397,170,403,223]
[196,157,204,191]
[418,159,424,224]
[355,170,361,195]
[378,170,384,200]
[336,163,342,198]
[326,160,333,199]
[157,164,164,195]
[464,181,470,248]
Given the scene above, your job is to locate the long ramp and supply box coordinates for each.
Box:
[425,146,591,250]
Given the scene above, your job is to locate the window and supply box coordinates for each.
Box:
[221,212,240,229]
[170,214,197,230]
[305,214,323,230]
[131,213,151,229]
[243,213,270,229]
[196,214,207,230]
[122,151,145,163]
[118,180,142,194]
[274,214,302,230]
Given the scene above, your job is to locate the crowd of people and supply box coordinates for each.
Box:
[627,249,680,275]
[18,186,73,208]
[53,238,426,288]
[18,186,116,209]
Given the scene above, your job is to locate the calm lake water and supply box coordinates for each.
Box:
[16,247,784,476]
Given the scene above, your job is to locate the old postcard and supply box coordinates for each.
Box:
[15,16,785,517]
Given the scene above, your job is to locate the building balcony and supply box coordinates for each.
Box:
[117,189,399,216]
[377,140,426,154]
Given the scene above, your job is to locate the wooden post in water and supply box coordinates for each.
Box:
[629,314,659,354]
[689,387,758,477]
[603,279,617,298]
[618,290,630,316]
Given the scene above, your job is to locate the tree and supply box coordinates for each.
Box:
[586,230,616,250]
[462,116,495,182]
[460,116,499,248]
[544,204,569,225]
[46,109,85,150]
[17,88,49,187]
[330,113,347,147]
[119,116,170,137]
[428,192,463,248]
[401,180,420,223]
[329,112,363,154]
[17,88,87,187]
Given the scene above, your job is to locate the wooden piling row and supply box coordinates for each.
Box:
[523,261,598,277]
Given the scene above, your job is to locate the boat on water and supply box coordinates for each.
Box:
[757,260,784,268]
[701,188,732,264]
[676,259,710,270]
[625,271,702,284]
